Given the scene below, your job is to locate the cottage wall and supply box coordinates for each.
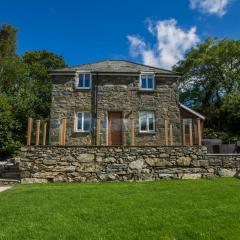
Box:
[49,74,181,146]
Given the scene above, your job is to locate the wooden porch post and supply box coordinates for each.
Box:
[61,117,67,145]
[130,117,135,146]
[27,117,32,146]
[169,123,173,146]
[165,119,169,146]
[182,121,186,146]
[59,118,62,145]
[96,117,100,145]
[35,120,40,145]
[106,112,108,146]
[189,120,193,146]
[194,120,198,145]
[42,122,47,146]
[197,118,202,146]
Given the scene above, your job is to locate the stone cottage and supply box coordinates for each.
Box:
[49,60,204,146]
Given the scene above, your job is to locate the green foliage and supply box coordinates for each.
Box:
[23,50,66,70]
[0,24,67,156]
[22,51,66,118]
[204,128,240,141]
[174,38,240,138]
[0,179,240,239]
[0,24,17,58]
[0,93,20,156]
[221,93,240,119]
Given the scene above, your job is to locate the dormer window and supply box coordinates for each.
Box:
[140,73,155,90]
[76,72,92,89]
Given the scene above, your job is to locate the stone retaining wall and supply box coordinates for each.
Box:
[18,146,240,183]
[207,154,240,177]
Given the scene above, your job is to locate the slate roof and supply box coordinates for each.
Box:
[180,104,205,120]
[50,60,180,75]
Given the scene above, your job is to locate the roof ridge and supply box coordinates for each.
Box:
[51,59,181,75]
[71,59,179,74]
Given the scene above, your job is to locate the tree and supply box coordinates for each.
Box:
[0,24,67,156]
[22,51,66,118]
[0,24,17,58]
[174,38,240,138]
[0,93,20,157]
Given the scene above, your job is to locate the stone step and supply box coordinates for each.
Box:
[2,166,20,171]
[0,178,20,185]
[0,172,20,179]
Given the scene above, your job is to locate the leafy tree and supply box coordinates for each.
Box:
[0,24,17,58]
[0,24,67,156]
[23,51,66,118]
[0,93,20,157]
[174,38,240,138]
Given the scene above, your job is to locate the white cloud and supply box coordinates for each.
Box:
[127,19,200,70]
[190,0,230,17]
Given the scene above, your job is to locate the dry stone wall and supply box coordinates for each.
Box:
[49,74,181,146]
[18,146,240,183]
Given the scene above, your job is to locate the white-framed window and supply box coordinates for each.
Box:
[140,73,155,90]
[139,111,155,133]
[75,112,92,132]
[76,72,92,89]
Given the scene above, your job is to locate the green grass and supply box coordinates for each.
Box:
[0,178,240,240]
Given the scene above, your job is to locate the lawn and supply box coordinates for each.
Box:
[0,178,239,240]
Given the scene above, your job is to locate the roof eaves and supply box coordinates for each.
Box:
[180,103,205,120]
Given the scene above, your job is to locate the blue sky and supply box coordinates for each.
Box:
[1,0,240,68]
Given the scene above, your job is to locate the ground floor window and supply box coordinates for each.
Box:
[139,111,155,133]
[75,112,92,132]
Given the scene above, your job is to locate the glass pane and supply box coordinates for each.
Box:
[141,118,147,131]
[148,76,153,89]
[140,112,148,131]
[78,74,84,87]
[149,117,154,131]
[83,112,91,131]
[141,76,147,88]
[85,74,90,87]
[77,113,82,130]
[147,112,154,118]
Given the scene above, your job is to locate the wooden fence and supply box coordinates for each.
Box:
[26,117,202,146]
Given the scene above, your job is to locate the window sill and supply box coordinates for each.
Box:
[75,88,92,91]
[138,131,156,135]
[73,131,91,134]
[138,89,157,93]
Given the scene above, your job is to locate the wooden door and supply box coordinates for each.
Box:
[108,112,122,145]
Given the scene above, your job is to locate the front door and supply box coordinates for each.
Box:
[108,112,123,145]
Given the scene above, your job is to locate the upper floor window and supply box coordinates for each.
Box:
[139,111,155,133]
[75,112,92,132]
[76,72,92,89]
[140,73,155,90]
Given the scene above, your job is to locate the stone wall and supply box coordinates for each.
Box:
[207,154,240,177]
[49,74,181,146]
[18,146,240,183]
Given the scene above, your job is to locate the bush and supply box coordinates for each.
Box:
[0,93,20,158]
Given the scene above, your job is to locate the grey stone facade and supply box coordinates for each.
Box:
[49,60,181,146]
[19,146,240,183]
